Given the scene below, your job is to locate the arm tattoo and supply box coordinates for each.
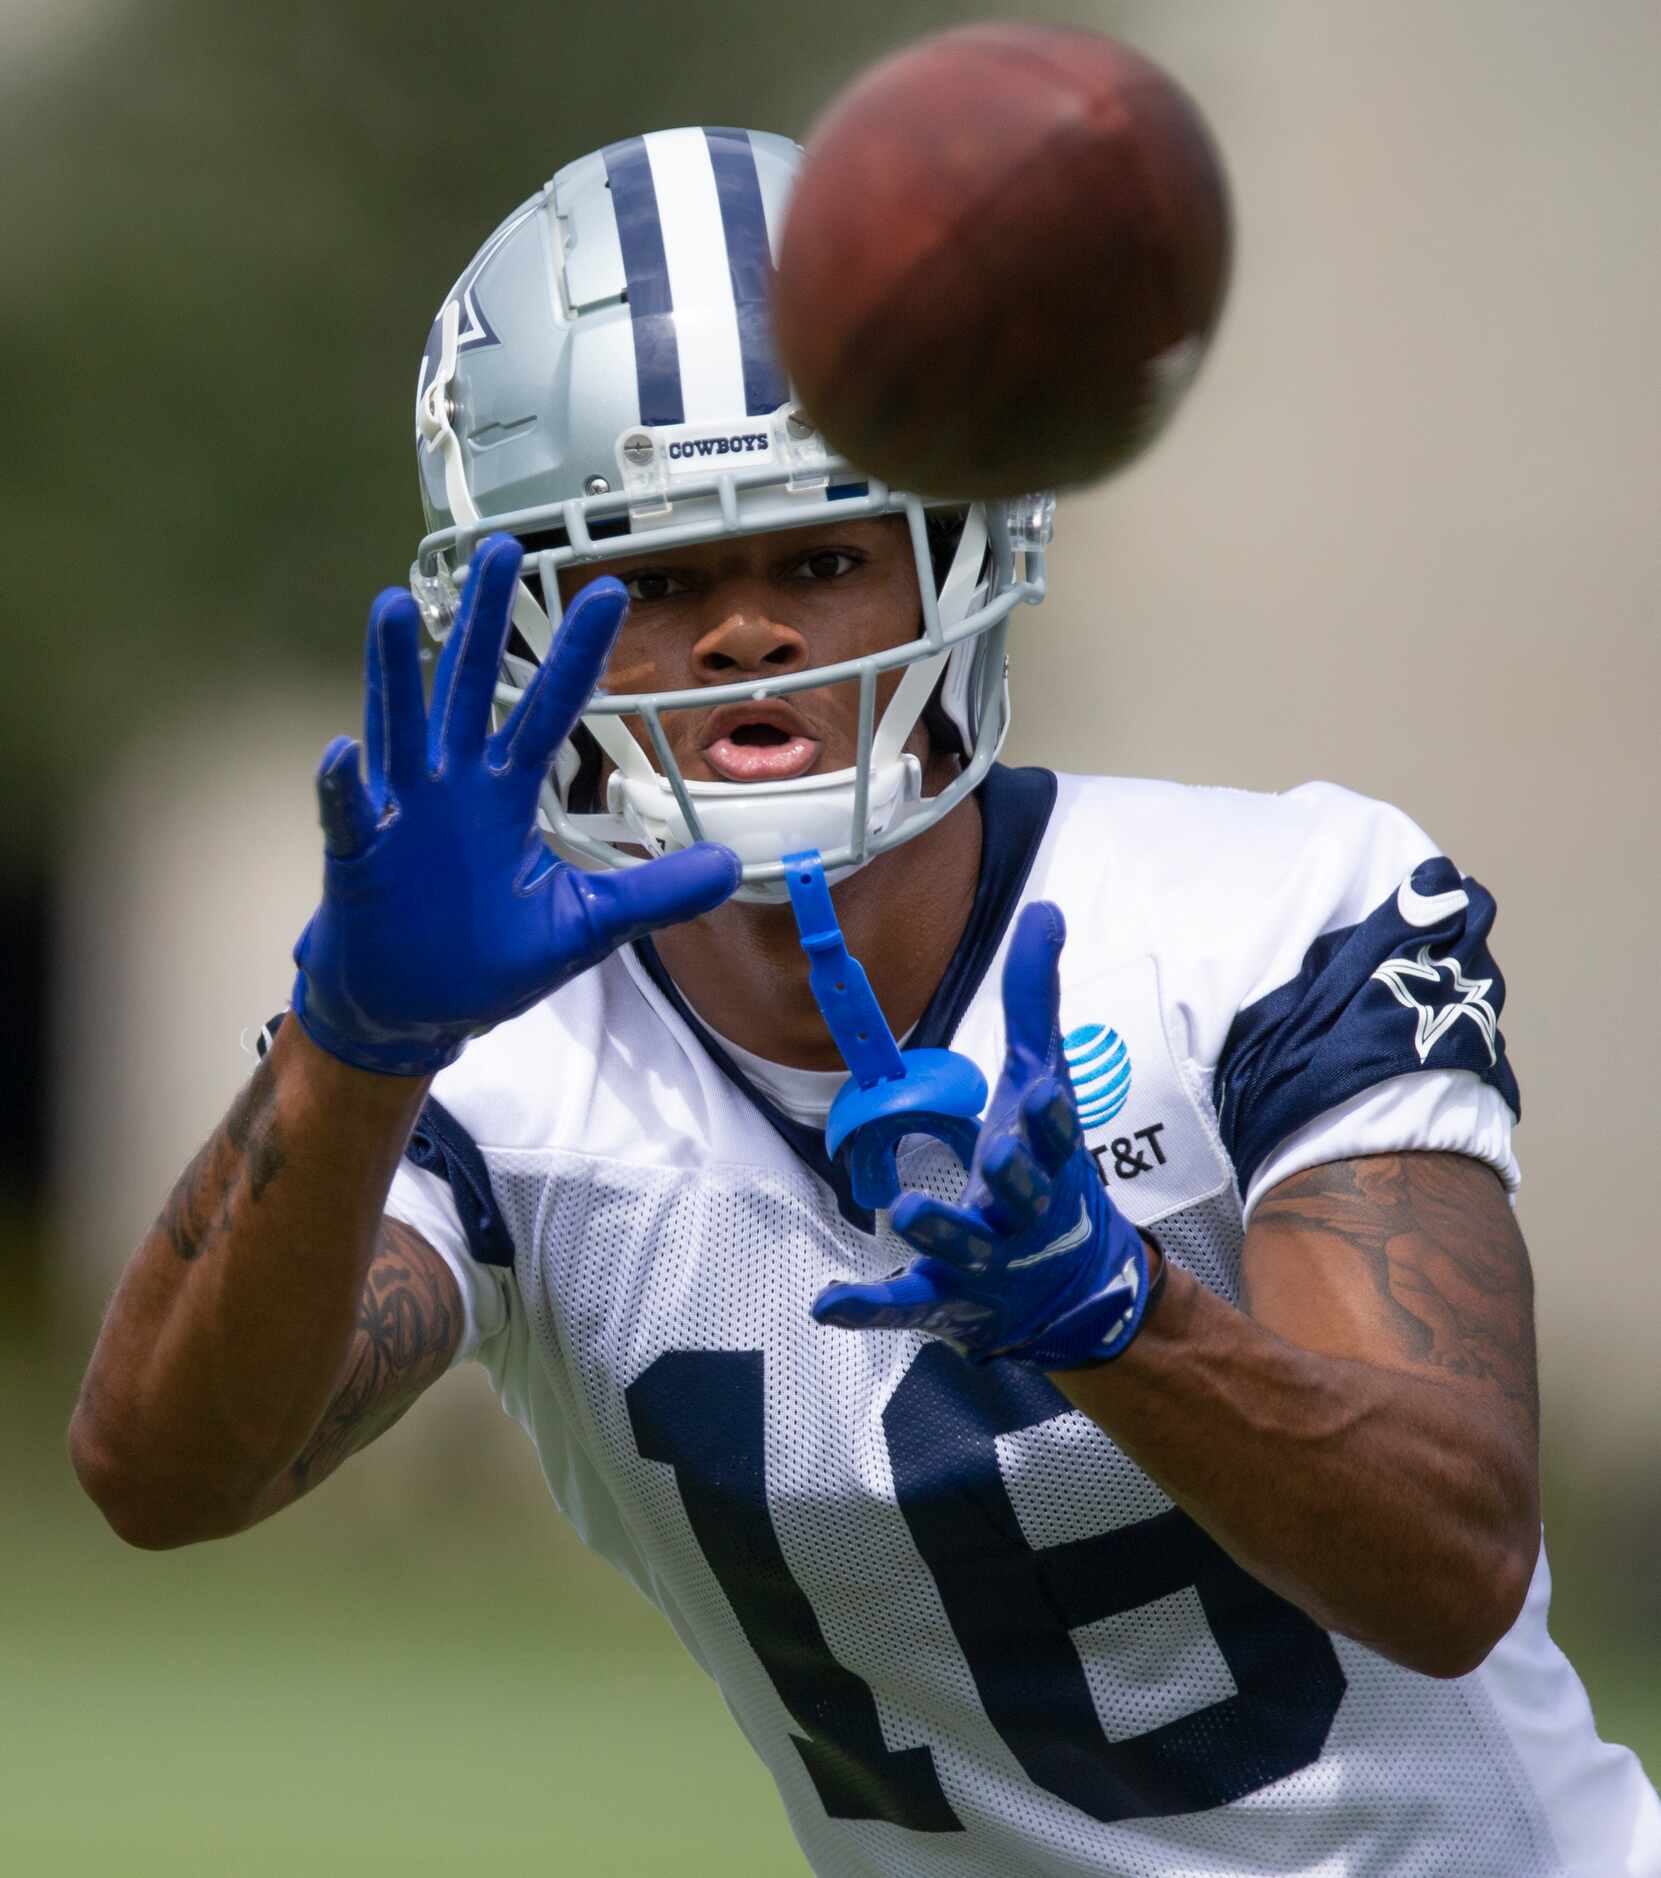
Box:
[160,1056,284,1262]
[289,1220,460,1493]
[1249,1154,1538,1425]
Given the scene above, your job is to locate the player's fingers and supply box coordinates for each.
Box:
[562,843,741,958]
[488,576,630,779]
[1000,902,1066,1071]
[890,1192,998,1271]
[1021,1075,1080,1175]
[364,588,427,794]
[811,1262,960,1333]
[428,533,522,770]
[314,735,377,859]
[979,1132,1053,1235]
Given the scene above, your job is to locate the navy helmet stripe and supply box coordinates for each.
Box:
[602,136,685,426]
[704,128,790,417]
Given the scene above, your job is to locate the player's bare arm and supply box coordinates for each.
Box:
[73,549,740,1550]
[1051,1151,1538,1678]
[1243,1152,1537,1418]
[71,1020,441,1547]
[259,1211,462,1509]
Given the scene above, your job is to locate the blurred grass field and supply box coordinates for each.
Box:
[5,1303,1654,1876]
[3,1321,805,1877]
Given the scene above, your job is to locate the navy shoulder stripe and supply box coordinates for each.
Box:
[1215,857,1521,1197]
[404,1095,514,1269]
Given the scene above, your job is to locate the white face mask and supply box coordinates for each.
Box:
[417,462,1050,900]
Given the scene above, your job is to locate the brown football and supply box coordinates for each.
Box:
[771,23,1232,498]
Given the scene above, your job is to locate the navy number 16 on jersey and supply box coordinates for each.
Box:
[627,1346,1346,1831]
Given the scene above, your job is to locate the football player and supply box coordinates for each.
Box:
[72,129,1660,1875]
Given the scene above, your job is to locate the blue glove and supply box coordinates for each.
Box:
[812,903,1156,1369]
[292,534,741,1076]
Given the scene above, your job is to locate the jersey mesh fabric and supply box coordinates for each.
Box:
[381,771,1658,1877]
[473,1143,1568,1878]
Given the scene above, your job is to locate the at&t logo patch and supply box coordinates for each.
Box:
[1063,1023,1131,1127]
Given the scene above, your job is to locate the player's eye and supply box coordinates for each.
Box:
[791,549,861,582]
[621,568,689,603]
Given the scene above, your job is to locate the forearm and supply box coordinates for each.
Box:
[1053,1258,1539,1676]
[70,1019,431,1543]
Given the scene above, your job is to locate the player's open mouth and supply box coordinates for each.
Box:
[701,703,822,782]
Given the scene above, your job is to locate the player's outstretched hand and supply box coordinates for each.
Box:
[292,534,741,1076]
[813,904,1156,1369]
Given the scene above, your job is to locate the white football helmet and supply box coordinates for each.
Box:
[410,127,1053,902]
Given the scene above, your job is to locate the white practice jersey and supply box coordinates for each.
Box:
[385,768,1660,1878]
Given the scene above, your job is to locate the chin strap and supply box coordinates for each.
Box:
[783,850,987,1209]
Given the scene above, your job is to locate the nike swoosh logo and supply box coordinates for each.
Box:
[1397,875,1470,930]
[1007,1198,1092,1270]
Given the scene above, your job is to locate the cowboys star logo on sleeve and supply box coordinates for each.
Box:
[1371,945,1500,1066]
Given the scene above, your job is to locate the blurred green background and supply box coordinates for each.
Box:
[3,1313,805,1875]
[5,0,1658,1872]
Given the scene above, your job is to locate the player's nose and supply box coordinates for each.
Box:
[692,604,810,680]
